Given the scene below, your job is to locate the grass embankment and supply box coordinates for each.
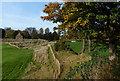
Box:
[47,47,58,75]
[2,44,34,79]
[52,45,91,79]
[64,41,120,79]
[65,51,109,79]
[54,40,120,79]
[65,41,83,54]
[65,41,109,57]
[21,44,59,79]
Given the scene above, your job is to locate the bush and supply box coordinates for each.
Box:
[54,40,68,51]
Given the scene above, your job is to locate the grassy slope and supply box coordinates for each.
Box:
[65,41,109,57]
[2,44,33,79]
[65,41,83,54]
[64,42,120,79]
[52,45,91,79]
[22,46,58,79]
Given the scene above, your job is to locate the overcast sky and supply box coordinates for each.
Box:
[1,2,61,32]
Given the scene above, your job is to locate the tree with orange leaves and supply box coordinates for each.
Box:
[41,2,120,60]
[41,2,63,23]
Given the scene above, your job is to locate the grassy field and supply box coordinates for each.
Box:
[2,44,34,79]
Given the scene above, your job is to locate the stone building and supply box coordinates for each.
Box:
[15,33,23,39]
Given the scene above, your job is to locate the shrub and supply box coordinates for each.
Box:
[54,40,68,51]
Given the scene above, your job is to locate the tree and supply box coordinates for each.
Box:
[60,2,93,54]
[0,28,5,38]
[41,2,120,60]
[53,31,59,40]
[39,28,44,34]
[5,30,15,38]
[62,2,120,59]
[25,27,38,39]
[63,2,120,57]
[45,28,50,34]
[41,2,88,53]
[94,3,120,60]
[38,33,44,39]
[21,30,31,39]
[67,27,78,39]
[41,2,63,23]
[53,27,57,32]
[14,30,19,38]
[5,27,11,31]
[30,29,38,39]
[25,27,36,34]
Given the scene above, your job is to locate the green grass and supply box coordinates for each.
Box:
[65,41,83,54]
[65,41,109,57]
[0,44,2,80]
[1,44,34,79]
[94,44,109,57]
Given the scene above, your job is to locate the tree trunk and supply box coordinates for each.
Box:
[109,42,116,61]
[88,39,91,53]
[81,39,85,54]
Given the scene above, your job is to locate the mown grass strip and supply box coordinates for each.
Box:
[2,44,34,79]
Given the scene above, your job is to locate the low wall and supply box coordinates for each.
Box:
[2,39,47,43]
[1,39,48,48]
